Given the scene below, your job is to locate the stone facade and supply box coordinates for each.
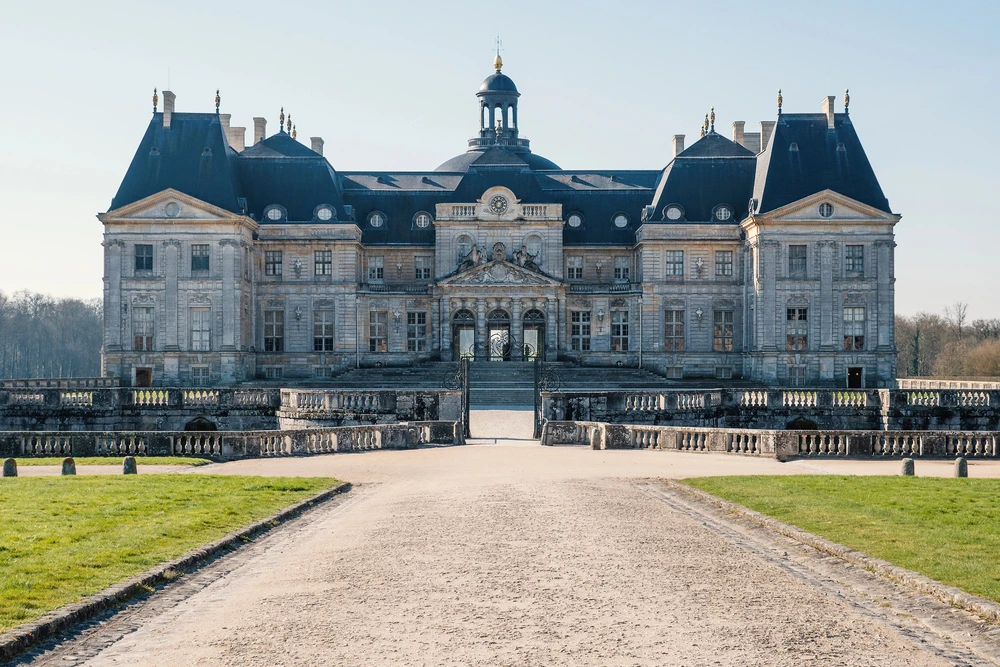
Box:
[100,65,899,388]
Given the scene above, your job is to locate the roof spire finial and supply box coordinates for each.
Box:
[493,35,504,71]
[844,87,850,114]
[291,124,297,140]
[777,88,783,115]
[710,106,715,133]
[701,113,708,138]
[279,106,285,132]
[215,89,220,114]
[153,87,158,113]
[286,113,292,134]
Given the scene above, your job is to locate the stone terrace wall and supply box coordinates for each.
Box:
[542,420,1000,461]
[277,389,463,429]
[0,421,461,461]
[541,388,1000,431]
[898,378,1000,390]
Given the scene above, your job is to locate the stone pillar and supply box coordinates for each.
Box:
[164,240,180,350]
[222,241,236,349]
[440,297,452,360]
[876,240,894,349]
[759,241,778,352]
[107,241,123,348]
[819,241,835,349]
[476,298,486,349]
[546,296,557,354]
[556,295,567,355]
[511,298,523,350]
[431,297,441,354]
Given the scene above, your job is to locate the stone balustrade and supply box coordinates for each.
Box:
[898,378,1000,390]
[541,420,1000,461]
[277,389,462,428]
[542,388,1000,431]
[0,420,461,461]
[1,377,119,389]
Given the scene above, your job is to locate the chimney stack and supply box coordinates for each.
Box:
[228,127,246,152]
[310,137,324,156]
[253,117,267,145]
[162,90,176,128]
[822,95,836,129]
[219,113,231,131]
[672,134,685,158]
[731,121,745,147]
[760,120,776,150]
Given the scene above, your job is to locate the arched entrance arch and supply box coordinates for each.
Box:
[487,309,511,361]
[522,309,546,360]
[452,309,476,359]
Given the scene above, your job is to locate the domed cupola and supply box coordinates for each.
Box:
[476,55,521,143]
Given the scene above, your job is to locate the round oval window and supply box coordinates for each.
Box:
[613,214,629,228]
[715,206,732,221]
[665,206,682,221]
[819,203,834,218]
[567,214,582,228]
[164,202,180,217]
[266,208,282,221]
[415,213,431,228]
[317,207,333,221]
[369,213,385,228]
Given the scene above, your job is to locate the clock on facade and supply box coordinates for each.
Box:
[489,195,508,214]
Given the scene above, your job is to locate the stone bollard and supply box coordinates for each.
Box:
[3,458,17,477]
[955,456,969,478]
[123,456,138,475]
[61,457,77,476]
[901,458,914,476]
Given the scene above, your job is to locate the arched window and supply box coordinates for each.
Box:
[523,309,546,323]
[456,235,473,260]
[524,235,542,262]
[487,309,510,324]
[453,309,476,323]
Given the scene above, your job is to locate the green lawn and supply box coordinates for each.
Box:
[684,476,1000,604]
[10,456,212,467]
[0,475,340,631]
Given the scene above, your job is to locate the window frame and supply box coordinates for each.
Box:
[367,256,384,282]
[313,309,335,352]
[665,250,684,278]
[570,310,591,351]
[190,307,212,352]
[263,309,284,352]
[133,306,154,351]
[613,256,630,282]
[369,310,388,352]
[785,307,808,351]
[190,244,210,273]
[715,250,733,278]
[845,244,864,275]
[407,311,427,352]
[712,309,735,352]
[610,310,629,351]
[135,244,153,272]
[843,306,866,351]
[414,256,432,280]
[264,250,283,277]
[567,255,584,281]
[314,250,333,277]
[788,245,807,277]
[663,309,685,351]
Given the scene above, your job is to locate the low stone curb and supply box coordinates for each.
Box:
[666,479,1000,625]
[0,481,352,662]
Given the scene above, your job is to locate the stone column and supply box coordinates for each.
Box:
[511,298,523,349]
[431,297,441,354]
[221,241,236,349]
[476,298,486,349]
[440,296,452,360]
[546,296,557,354]
[556,295,567,355]
[759,241,778,352]
[876,240,894,349]
[107,241,123,348]
[818,241,835,350]
[163,240,180,350]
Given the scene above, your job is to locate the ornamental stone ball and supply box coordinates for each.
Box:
[901,458,914,476]
[955,457,969,478]
[2,458,16,477]
[62,457,77,476]
[123,456,138,475]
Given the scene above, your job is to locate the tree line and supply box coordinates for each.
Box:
[896,302,1000,377]
[0,290,103,379]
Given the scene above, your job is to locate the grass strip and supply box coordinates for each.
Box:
[684,476,1000,604]
[9,456,212,467]
[0,475,339,631]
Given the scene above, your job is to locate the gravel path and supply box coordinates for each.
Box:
[16,409,1000,665]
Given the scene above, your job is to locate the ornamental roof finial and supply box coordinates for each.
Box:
[291,124,296,140]
[710,106,715,133]
[279,106,285,131]
[286,113,292,134]
[700,113,708,138]
[494,35,503,71]
[777,88,783,115]
[215,89,220,114]
[153,87,158,113]
[844,88,850,114]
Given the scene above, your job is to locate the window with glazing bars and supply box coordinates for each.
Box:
[614,257,630,282]
[664,310,684,351]
[191,366,210,386]
[191,244,210,272]
[190,308,211,351]
[715,250,733,277]
[570,311,591,351]
[713,310,734,352]
[133,307,154,351]
[414,257,431,280]
[407,312,427,351]
[263,309,284,352]
[665,250,684,277]
[368,256,384,282]
[845,245,864,274]
[313,310,334,351]
[788,245,807,276]
[314,250,332,276]
[611,310,629,351]
[567,256,583,280]
[265,251,283,276]
[786,307,808,350]
[369,311,388,352]
[135,244,153,272]
[843,307,865,350]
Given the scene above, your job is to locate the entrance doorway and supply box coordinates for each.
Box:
[135,368,153,387]
[487,309,511,361]
[847,366,864,389]
[452,309,475,359]
[523,309,546,360]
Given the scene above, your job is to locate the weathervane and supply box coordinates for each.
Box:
[494,35,504,71]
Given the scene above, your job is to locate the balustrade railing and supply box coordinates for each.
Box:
[183,390,219,407]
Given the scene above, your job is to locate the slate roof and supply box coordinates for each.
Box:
[435,145,561,172]
[752,113,892,215]
[479,72,519,94]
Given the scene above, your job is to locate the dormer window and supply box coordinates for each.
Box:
[414,212,433,228]
[316,206,334,221]
[368,211,386,228]
[567,213,583,228]
[613,213,629,228]
[714,205,733,221]
[265,206,284,221]
[664,205,683,221]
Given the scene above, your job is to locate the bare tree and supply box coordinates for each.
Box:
[945,301,969,339]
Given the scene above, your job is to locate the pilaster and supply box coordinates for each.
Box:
[163,240,180,350]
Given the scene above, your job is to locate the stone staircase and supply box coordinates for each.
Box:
[468,361,535,407]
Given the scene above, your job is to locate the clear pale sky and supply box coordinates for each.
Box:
[1,0,996,318]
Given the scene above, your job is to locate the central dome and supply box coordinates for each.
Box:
[479,71,518,94]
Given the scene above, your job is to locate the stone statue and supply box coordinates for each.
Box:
[515,245,540,272]
[492,242,507,262]
[458,244,486,271]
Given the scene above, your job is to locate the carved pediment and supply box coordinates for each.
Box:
[439,260,561,287]
[100,189,244,223]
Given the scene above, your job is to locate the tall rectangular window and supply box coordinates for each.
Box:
[265,251,283,276]
[191,366,210,387]
[567,256,583,280]
[845,245,864,274]
[611,310,629,351]
[263,309,284,352]
[785,307,808,351]
[570,311,591,351]
[190,308,211,351]
[614,257,630,282]
[313,310,334,352]
[407,311,427,352]
[191,244,210,272]
[135,244,153,272]
[664,310,685,351]
[414,256,431,280]
[314,250,332,276]
[369,311,388,352]
[713,310,734,352]
[368,256,384,282]
[133,307,154,351]
[843,307,866,350]
[715,250,733,277]
[788,245,807,276]
[665,250,684,277]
